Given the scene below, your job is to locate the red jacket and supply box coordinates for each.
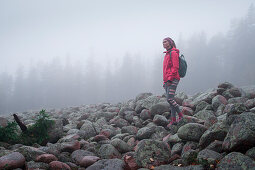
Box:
[163,47,180,84]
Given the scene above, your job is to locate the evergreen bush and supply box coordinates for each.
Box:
[0,109,54,146]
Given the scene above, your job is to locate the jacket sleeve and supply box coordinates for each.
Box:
[168,51,179,81]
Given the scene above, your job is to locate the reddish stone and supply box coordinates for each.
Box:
[99,129,112,138]
[93,135,108,142]
[175,97,183,106]
[49,161,71,170]
[79,156,100,167]
[182,107,194,116]
[61,140,80,153]
[182,101,195,111]
[0,152,25,169]
[36,153,58,163]
[124,154,139,170]
[169,154,181,163]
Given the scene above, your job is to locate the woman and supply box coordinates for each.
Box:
[162,37,184,126]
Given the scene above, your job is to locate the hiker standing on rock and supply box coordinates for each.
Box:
[162,37,184,127]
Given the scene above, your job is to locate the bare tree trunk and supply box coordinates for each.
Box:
[13,114,27,132]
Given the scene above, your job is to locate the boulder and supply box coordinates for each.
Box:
[135,92,153,102]
[15,146,46,161]
[86,158,125,170]
[228,97,248,104]
[150,126,169,141]
[181,149,198,166]
[246,147,255,160]
[98,144,121,159]
[111,138,132,153]
[121,126,138,135]
[199,121,229,149]
[136,95,162,111]
[149,102,170,117]
[182,106,194,116]
[205,140,223,153]
[123,153,139,170]
[223,112,255,152]
[79,156,100,168]
[177,123,207,142]
[245,98,255,109]
[136,126,155,140]
[135,139,170,168]
[224,103,249,125]
[171,142,184,156]
[27,161,49,169]
[153,115,168,127]
[140,109,152,120]
[0,152,25,169]
[35,153,58,163]
[197,149,223,164]
[60,140,81,153]
[211,95,228,111]
[154,164,203,170]
[216,152,255,169]
[71,150,96,164]
[109,116,129,128]
[79,120,97,139]
[163,134,182,146]
[48,119,64,143]
[228,87,242,97]
[93,118,108,133]
[218,82,234,89]
[49,161,71,170]
[215,104,225,117]
[181,142,198,155]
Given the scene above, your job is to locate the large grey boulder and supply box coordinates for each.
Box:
[111,138,131,153]
[79,120,97,140]
[98,144,121,159]
[199,121,229,149]
[109,116,129,128]
[48,119,64,143]
[86,158,125,170]
[177,123,207,142]
[224,103,249,125]
[197,149,223,164]
[223,112,255,152]
[211,95,228,111]
[135,95,162,111]
[216,152,255,169]
[15,146,46,162]
[136,126,155,140]
[149,102,170,118]
[135,139,170,168]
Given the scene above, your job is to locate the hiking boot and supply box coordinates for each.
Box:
[177,112,184,122]
[167,117,177,127]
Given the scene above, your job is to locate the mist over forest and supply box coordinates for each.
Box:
[0,4,254,115]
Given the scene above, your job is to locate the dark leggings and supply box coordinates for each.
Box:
[164,79,181,118]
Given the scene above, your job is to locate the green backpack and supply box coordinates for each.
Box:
[170,51,187,78]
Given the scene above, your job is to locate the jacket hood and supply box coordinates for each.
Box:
[163,47,179,54]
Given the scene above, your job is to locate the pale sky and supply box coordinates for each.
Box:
[0,0,254,75]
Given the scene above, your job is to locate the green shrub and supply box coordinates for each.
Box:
[20,109,54,145]
[0,109,54,146]
[0,121,19,144]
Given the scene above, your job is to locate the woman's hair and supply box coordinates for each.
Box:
[164,37,176,48]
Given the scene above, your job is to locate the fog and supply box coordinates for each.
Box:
[0,0,254,114]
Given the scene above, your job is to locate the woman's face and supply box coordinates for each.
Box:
[163,40,171,50]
